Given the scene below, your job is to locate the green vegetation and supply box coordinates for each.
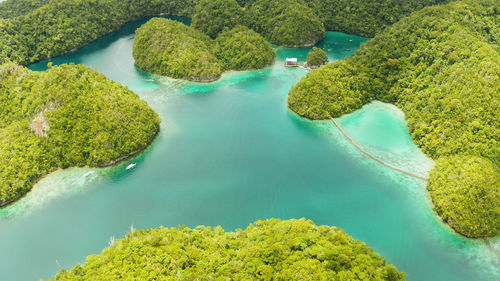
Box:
[288,0,500,238]
[238,0,448,44]
[428,156,499,238]
[133,18,274,82]
[0,63,160,206]
[215,25,275,71]
[288,60,371,119]
[50,219,405,280]
[306,47,328,68]
[133,18,222,82]
[0,0,197,66]
[191,0,243,39]
[0,0,446,65]
[0,0,49,19]
[245,0,325,47]
[307,0,449,38]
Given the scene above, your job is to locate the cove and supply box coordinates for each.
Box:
[0,17,498,281]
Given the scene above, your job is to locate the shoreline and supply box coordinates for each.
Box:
[141,60,276,84]
[0,128,160,209]
[288,104,498,240]
[24,14,192,68]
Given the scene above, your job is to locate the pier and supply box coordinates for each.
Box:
[330,117,429,181]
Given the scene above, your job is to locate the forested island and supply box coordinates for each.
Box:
[306,47,329,68]
[0,63,160,206]
[288,0,499,238]
[49,219,405,280]
[133,18,274,82]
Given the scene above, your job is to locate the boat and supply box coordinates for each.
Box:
[126,163,136,170]
[83,171,95,177]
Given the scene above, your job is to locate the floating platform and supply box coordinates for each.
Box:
[285,58,298,67]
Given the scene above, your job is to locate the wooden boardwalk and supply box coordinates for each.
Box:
[330,117,429,181]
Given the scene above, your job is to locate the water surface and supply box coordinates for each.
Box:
[0,18,498,281]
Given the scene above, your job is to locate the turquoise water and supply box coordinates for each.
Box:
[0,18,498,281]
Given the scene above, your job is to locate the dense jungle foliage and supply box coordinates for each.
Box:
[0,0,49,18]
[50,219,405,280]
[306,0,449,38]
[191,0,243,39]
[0,0,197,65]
[214,25,275,71]
[133,18,274,82]
[244,0,325,47]
[428,157,499,238]
[133,18,222,82]
[194,0,449,46]
[0,63,160,206]
[0,0,446,65]
[288,0,500,237]
[306,47,329,68]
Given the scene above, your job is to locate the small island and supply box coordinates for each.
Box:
[0,63,160,206]
[306,47,329,68]
[287,0,500,238]
[133,18,275,82]
[49,219,405,280]
[133,18,223,82]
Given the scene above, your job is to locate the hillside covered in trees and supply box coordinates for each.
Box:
[49,219,405,280]
[288,0,499,238]
[0,0,447,66]
[0,0,197,65]
[0,63,160,206]
[133,18,275,82]
[133,18,223,82]
[243,0,326,47]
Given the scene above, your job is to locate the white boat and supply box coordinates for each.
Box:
[83,171,95,177]
[126,163,136,170]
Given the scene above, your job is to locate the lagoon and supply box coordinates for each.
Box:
[0,18,498,281]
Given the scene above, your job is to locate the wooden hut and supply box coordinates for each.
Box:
[285,58,298,67]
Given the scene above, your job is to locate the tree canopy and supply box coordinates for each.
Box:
[133,18,275,82]
[215,25,275,71]
[288,0,500,237]
[49,219,405,281]
[0,0,197,66]
[0,0,49,19]
[0,63,160,206]
[306,47,329,68]
[133,18,222,82]
[428,156,499,238]
[0,0,447,65]
[306,0,449,38]
[245,0,325,47]
[191,0,243,39]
